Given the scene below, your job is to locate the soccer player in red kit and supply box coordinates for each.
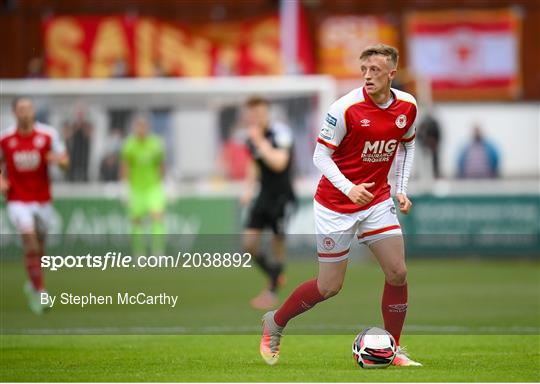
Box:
[0,97,69,314]
[260,44,421,366]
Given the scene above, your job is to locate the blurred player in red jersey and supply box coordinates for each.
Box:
[260,44,422,366]
[0,97,69,314]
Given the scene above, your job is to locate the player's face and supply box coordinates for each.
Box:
[133,118,149,138]
[14,99,35,127]
[360,55,396,96]
[244,104,270,129]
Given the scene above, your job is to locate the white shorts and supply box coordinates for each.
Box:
[314,198,402,263]
[7,201,55,234]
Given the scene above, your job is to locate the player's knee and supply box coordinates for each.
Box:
[386,266,407,285]
[242,236,258,255]
[318,280,343,299]
[21,233,40,253]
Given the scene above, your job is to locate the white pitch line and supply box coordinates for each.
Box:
[4,324,539,335]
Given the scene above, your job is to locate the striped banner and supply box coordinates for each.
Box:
[406,9,521,100]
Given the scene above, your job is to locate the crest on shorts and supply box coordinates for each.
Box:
[395,114,407,129]
[322,237,335,250]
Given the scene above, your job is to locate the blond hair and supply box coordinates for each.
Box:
[359,44,399,68]
[245,95,270,108]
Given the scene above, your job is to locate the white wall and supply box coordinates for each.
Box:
[172,109,218,180]
[432,103,540,178]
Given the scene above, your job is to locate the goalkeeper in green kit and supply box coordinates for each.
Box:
[121,115,166,256]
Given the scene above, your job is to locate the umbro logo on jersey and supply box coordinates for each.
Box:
[360,119,371,127]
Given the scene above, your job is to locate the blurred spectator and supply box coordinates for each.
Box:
[105,127,124,154]
[100,152,120,181]
[26,56,46,78]
[417,113,441,178]
[458,125,499,178]
[99,128,123,181]
[63,103,93,181]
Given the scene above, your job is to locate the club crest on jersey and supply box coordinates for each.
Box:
[33,135,46,148]
[322,237,335,250]
[360,119,371,127]
[395,114,407,129]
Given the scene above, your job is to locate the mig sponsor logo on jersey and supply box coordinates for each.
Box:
[13,150,41,171]
[361,139,398,163]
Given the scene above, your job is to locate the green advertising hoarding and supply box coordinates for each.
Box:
[1,195,539,256]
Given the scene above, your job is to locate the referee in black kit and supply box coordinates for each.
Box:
[240,96,296,310]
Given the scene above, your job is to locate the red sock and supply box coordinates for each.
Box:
[381,281,408,345]
[25,249,43,291]
[274,278,325,327]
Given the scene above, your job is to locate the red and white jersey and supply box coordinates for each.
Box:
[315,87,417,213]
[0,122,66,203]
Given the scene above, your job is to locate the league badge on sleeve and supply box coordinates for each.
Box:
[325,113,337,127]
[320,113,337,140]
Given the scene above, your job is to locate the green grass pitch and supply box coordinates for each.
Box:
[1,258,539,381]
[1,335,539,381]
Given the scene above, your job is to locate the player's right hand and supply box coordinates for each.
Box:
[247,125,264,143]
[347,182,375,206]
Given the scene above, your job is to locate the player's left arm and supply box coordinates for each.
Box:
[248,124,291,173]
[395,121,416,214]
[46,128,70,170]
